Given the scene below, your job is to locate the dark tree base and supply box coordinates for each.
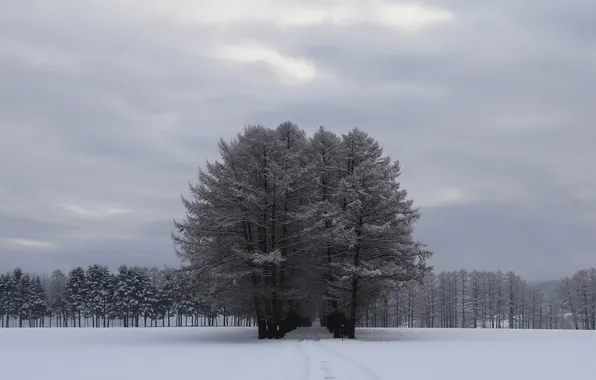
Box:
[257,310,314,339]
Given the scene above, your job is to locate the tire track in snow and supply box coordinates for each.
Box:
[278,340,311,380]
[319,341,382,380]
[301,339,347,380]
[300,339,383,380]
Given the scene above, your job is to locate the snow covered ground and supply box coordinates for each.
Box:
[1,326,594,380]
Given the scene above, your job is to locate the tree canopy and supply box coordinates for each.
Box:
[173,123,431,339]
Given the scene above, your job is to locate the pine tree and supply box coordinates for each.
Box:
[136,268,157,327]
[113,265,135,327]
[324,128,431,338]
[159,268,176,327]
[0,273,11,327]
[86,265,114,327]
[48,270,68,327]
[29,276,49,327]
[9,268,29,327]
[174,124,432,339]
[307,127,344,335]
[66,267,87,327]
[169,269,192,327]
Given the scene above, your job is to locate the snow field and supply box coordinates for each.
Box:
[0,327,594,380]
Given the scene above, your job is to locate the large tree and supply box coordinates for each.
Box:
[173,123,431,338]
[323,128,431,338]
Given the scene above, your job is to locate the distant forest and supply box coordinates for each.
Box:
[1,265,595,330]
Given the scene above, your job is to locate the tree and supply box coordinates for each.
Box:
[136,268,157,327]
[86,265,114,327]
[174,124,310,338]
[48,270,68,327]
[158,268,176,327]
[458,270,468,328]
[66,267,87,327]
[29,276,49,326]
[113,265,135,327]
[322,128,431,338]
[0,273,12,327]
[9,268,31,327]
[308,127,343,335]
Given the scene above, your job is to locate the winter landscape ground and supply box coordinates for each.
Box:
[1,326,594,380]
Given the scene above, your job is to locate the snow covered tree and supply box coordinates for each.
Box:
[136,268,157,327]
[307,127,343,334]
[85,265,114,327]
[558,269,596,330]
[157,268,176,326]
[29,276,49,326]
[66,266,87,327]
[8,268,32,327]
[174,123,431,339]
[0,273,12,327]
[48,270,68,327]
[113,265,136,327]
[322,128,431,338]
[174,124,315,338]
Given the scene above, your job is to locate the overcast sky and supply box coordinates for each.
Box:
[1,0,595,281]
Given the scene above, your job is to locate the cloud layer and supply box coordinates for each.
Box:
[1,0,595,280]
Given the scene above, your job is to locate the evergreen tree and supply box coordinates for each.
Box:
[114,266,131,327]
[48,270,68,327]
[0,273,11,327]
[29,276,49,326]
[307,127,344,335]
[158,268,176,327]
[9,268,29,327]
[86,265,114,327]
[321,129,431,338]
[174,124,432,338]
[136,268,157,327]
[66,267,87,327]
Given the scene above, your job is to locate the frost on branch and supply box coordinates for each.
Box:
[249,250,286,265]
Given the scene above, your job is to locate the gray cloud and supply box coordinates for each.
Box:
[1,0,595,280]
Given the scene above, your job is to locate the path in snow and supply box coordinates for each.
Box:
[282,327,382,380]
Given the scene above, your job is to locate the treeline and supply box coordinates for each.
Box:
[0,265,251,328]
[361,268,596,330]
[2,265,595,330]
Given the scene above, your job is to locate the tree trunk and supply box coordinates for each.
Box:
[257,319,268,339]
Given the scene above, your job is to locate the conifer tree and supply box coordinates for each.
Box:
[48,270,68,327]
[326,128,431,338]
[174,123,431,338]
[30,276,49,326]
[86,265,114,327]
[0,273,11,327]
[66,267,87,327]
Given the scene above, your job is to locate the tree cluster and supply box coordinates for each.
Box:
[2,265,595,331]
[173,124,431,339]
[0,265,238,328]
[360,268,596,330]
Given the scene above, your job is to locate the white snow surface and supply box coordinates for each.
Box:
[1,326,595,380]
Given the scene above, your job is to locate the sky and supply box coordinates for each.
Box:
[1,0,596,281]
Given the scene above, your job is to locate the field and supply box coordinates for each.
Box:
[1,326,594,380]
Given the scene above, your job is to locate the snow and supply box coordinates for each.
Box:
[1,327,594,380]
